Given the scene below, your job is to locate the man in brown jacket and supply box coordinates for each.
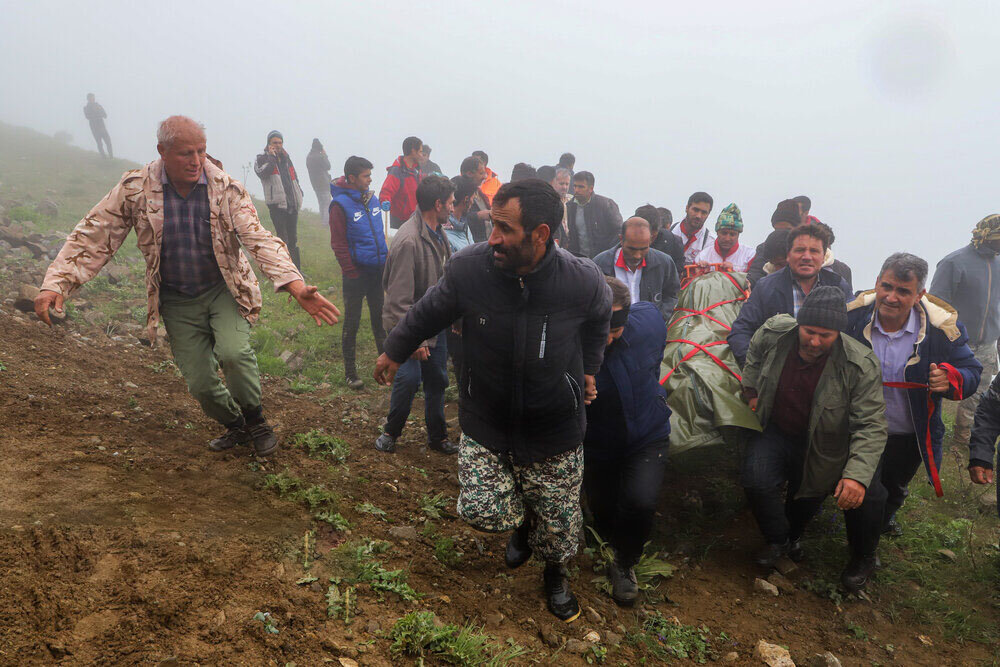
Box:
[34,115,340,456]
[375,175,458,455]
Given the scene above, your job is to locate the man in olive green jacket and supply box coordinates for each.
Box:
[740,286,887,593]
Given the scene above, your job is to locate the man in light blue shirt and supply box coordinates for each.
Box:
[871,307,920,435]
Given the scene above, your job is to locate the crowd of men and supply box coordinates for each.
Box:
[32,119,1000,624]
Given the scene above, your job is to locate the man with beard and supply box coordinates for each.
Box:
[460,155,492,242]
[694,203,756,272]
[729,223,852,367]
[670,192,715,266]
[374,178,612,622]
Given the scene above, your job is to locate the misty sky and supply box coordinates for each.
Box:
[2,0,998,284]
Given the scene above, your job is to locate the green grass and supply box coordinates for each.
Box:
[262,470,339,516]
[434,536,464,567]
[292,429,350,463]
[585,527,675,597]
[355,501,388,521]
[388,611,530,667]
[330,539,421,602]
[626,613,714,663]
[419,492,452,520]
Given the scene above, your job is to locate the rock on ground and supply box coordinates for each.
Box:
[754,577,780,596]
[808,651,842,667]
[755,639,795,667]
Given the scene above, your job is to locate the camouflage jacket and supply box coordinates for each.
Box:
[40,159,302,344]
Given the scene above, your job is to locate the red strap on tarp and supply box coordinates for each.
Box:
[662,339,742,385]
[662,271,748,386]
[883,381,943,497]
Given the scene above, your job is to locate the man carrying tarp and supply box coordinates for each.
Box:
[740,287,887,592]
[671,192,715,266]
[846,253,980,537]
[729,223,852,367]
[694,203,756,272]
[374,178,612,622]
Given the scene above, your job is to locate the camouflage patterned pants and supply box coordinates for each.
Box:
[456,434,584,563]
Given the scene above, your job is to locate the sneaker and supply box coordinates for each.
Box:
[841,555,877,593]
[347,377,364,391]
[428,439,460,455]
[247,420,278,457]
[375,433,397,453]
[608,560,639,606]
[882,518,903,538]
[208,424,249,452]
[788,538,805,563]
[504,523,532,569]
[754,541,789,568]
[543,563,580,623]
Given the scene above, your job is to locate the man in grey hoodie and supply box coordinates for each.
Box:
[930,214,1000,443]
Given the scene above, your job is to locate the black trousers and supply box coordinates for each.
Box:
[583,439,669,567]
[268,205,300,269]
[341,266,386,380]
[742,425,887,558]
[879,433,924,527]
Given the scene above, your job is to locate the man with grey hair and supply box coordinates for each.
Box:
[593,217,680,322]
[35,115,341,457]
[846,252,981,537]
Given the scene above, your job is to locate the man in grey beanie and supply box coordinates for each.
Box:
[739,286,889,593]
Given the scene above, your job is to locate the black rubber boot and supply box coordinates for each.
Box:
[608,560,639,606]
[247,419,278,457]
[841,555,877,593]
[787,537,805,563]
[428,439,460,455]
[543,562,580,623]
[504,521,532,569]
[375,433,397,453]
[754,541,789,568]
[209,418,248,451]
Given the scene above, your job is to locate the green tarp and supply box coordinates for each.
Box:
[661,271,761,453]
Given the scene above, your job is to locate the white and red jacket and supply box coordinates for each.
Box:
[695,239,756,272]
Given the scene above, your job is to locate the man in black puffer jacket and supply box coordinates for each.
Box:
[375,179,612,624]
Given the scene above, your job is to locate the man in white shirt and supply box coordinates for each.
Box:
[695,203,756,272]
[671,191,715,266]
[593,217,680,322]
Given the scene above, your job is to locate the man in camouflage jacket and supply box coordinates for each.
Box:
[35,116,340,456]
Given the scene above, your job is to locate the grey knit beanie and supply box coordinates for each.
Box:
[267,130,283,143]
[796,286,847,332]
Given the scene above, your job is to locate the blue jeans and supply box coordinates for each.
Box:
[384,331,449,443]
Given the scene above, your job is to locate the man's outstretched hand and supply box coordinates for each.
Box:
[286,279,340,325]
[374,353,401,386]
[34,289,64,326]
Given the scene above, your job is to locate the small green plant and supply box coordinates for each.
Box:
[419,492,452,520]
[292,429,349,463]
[586,527,674,595]
[388,611,529,666]
[355,501,388,521]
[315,510,350,531]
[253,611,279,635]
[0,361,7,372]
[434,537,464,567]
[148,359,178,374]
[127,396,138,409]
[845,620,868,641]
[802,577,845,606]
[586,644,608,664]
[9,205,43,224]
[287,379,316,394]
[627,613,712,663]
[296,575,318,585]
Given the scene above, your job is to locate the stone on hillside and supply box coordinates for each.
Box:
[723,651,739,663]
[808,652,842,667]
[484,612,504,628]
[754,577,780,596]
[767,572,796,594]
[604,630,622,646]
[585,606,603,625]
[754,640,795,667]
[980,490,998,513]
[936,548,957,562]
[24,241,48,259]
[36,199,59,217]
[14,284,39,313]
[583,630,601,643]
[774,557,799,576]
[539,626,561,648]
[0,225,26,246]
[564,639,591,654]
[388,525,418,541]
[104,263,128,284]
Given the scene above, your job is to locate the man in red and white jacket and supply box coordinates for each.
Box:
[695,203,755,272]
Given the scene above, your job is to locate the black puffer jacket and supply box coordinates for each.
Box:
[384,242,612,463]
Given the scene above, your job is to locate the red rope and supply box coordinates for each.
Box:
[883,381,943,497]
[661,339,742,385]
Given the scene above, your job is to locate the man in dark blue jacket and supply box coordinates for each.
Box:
[846,253,981,536]
[729,223,852,366]
[968,372,1000,518]
[593,217,680,322]
[584,277,670,606]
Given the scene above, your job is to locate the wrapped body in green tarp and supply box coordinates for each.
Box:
[660,271,761,453]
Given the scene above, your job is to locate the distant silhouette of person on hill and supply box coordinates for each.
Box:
[83,93,113,158]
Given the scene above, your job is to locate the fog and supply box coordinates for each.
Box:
[2,0,998,283]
